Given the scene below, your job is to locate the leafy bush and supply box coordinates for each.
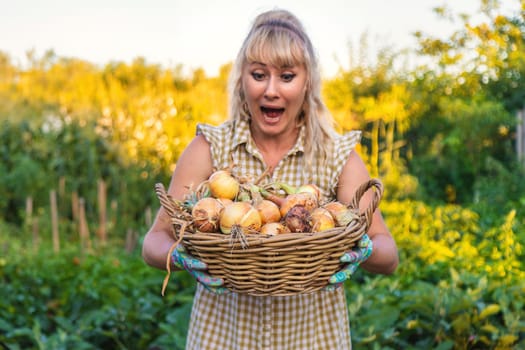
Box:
[347,271,525,349]
[408,98,517,204]
[0,118,167,239]
[346,199,525,349]
[0,240,197,350]
[471,157,525,223]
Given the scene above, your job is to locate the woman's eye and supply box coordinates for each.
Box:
[251,72,265,81]
[281,73,296,82]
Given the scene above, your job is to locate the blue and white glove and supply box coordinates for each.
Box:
[172,245,229,294]
[325,234,373,291]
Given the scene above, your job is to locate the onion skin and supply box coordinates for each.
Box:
[297,184,322,201]
[255,200,281,225]
[208,170,240,200]
[216,198,233,207]
[284,205,312,233]
[278,182,321,201]
[310,207,335,232]
[191,197,224,233]
[279,192,318,217]
[260,222,291,235]
[219,202,262,234]
[323,201,359,226]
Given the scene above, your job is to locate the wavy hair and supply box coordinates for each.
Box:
[228,9,337,170]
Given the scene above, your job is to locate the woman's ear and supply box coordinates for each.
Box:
[303,78,310,94]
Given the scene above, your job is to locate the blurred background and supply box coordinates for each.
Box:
[0,0,524,349]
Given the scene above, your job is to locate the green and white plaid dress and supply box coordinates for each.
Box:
[185,119,361,350]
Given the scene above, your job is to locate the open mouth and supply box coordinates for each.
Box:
[261,106,285,118]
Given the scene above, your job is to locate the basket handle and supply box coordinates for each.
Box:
[155,183,178,218]
[348,178,383,229]
[155,183,190,296]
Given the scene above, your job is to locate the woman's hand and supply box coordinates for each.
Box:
[173,245,230,294]
[324,234,373,291]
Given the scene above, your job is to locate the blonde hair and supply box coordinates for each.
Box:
[228,9,337,170]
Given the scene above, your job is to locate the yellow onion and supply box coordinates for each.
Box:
[279,192,318,217]
[217,198,233,207]
[260,222,291,235]
[323,201,359,226]
[208,170,239,200]
[278,182,322,201]
[220,202,262,234]
[297,184,322,201]
[191,197,224,232]
[284,205,312,233]
[310,207,335,232]
[255,199,281,225]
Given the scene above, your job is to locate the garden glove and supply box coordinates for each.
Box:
[324,233,373,291]
[172,245,230,294]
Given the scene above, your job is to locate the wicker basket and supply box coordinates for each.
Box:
[156,178,383,296]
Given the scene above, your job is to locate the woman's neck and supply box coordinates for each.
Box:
[250,126,300,169]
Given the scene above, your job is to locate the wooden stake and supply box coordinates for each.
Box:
[79,198,92,252]
[26,197,39,250]
[97,179,107,246]
[125,229,138,253]
[32,217,39,249]
[25,196,33,229]
[71,191,79,222]
[517,108,525,165]
[50,190,60,253]
[110,199,118,231]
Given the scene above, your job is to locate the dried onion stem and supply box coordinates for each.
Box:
[161,219,188,296]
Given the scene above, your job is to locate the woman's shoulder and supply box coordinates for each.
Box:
[327,129,362,164]
[196,120,236,147]
[196,120,241,170]
[333,130,362,150]
[197,120,234,136]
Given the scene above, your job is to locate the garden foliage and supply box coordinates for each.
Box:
[1,1,525,348]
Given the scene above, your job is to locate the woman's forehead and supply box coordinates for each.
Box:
[244,37,306,68]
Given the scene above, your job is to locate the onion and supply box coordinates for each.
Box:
[323,201,359,226]
[297,184,322,201]
[220,202,262,234]
[191,197,224,233]
[259,189,286,207]
[310,207,335,232]
[260,222,290,235]
[208,170,240,200]
[255,199,281,224]
[279,192,318,217]
[284,205,312,233]
[277,182,321,201]
[217,198,233,207]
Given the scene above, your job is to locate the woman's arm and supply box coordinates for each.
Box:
[336,151,399,275]
[142,134,214,270]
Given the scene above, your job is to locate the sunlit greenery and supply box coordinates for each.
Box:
[1,0,524,348]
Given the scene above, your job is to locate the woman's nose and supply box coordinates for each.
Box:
[264,76,279,99]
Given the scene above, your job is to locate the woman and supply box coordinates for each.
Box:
[143,9,398,349]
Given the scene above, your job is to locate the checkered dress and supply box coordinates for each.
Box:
[185,119,361,350]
